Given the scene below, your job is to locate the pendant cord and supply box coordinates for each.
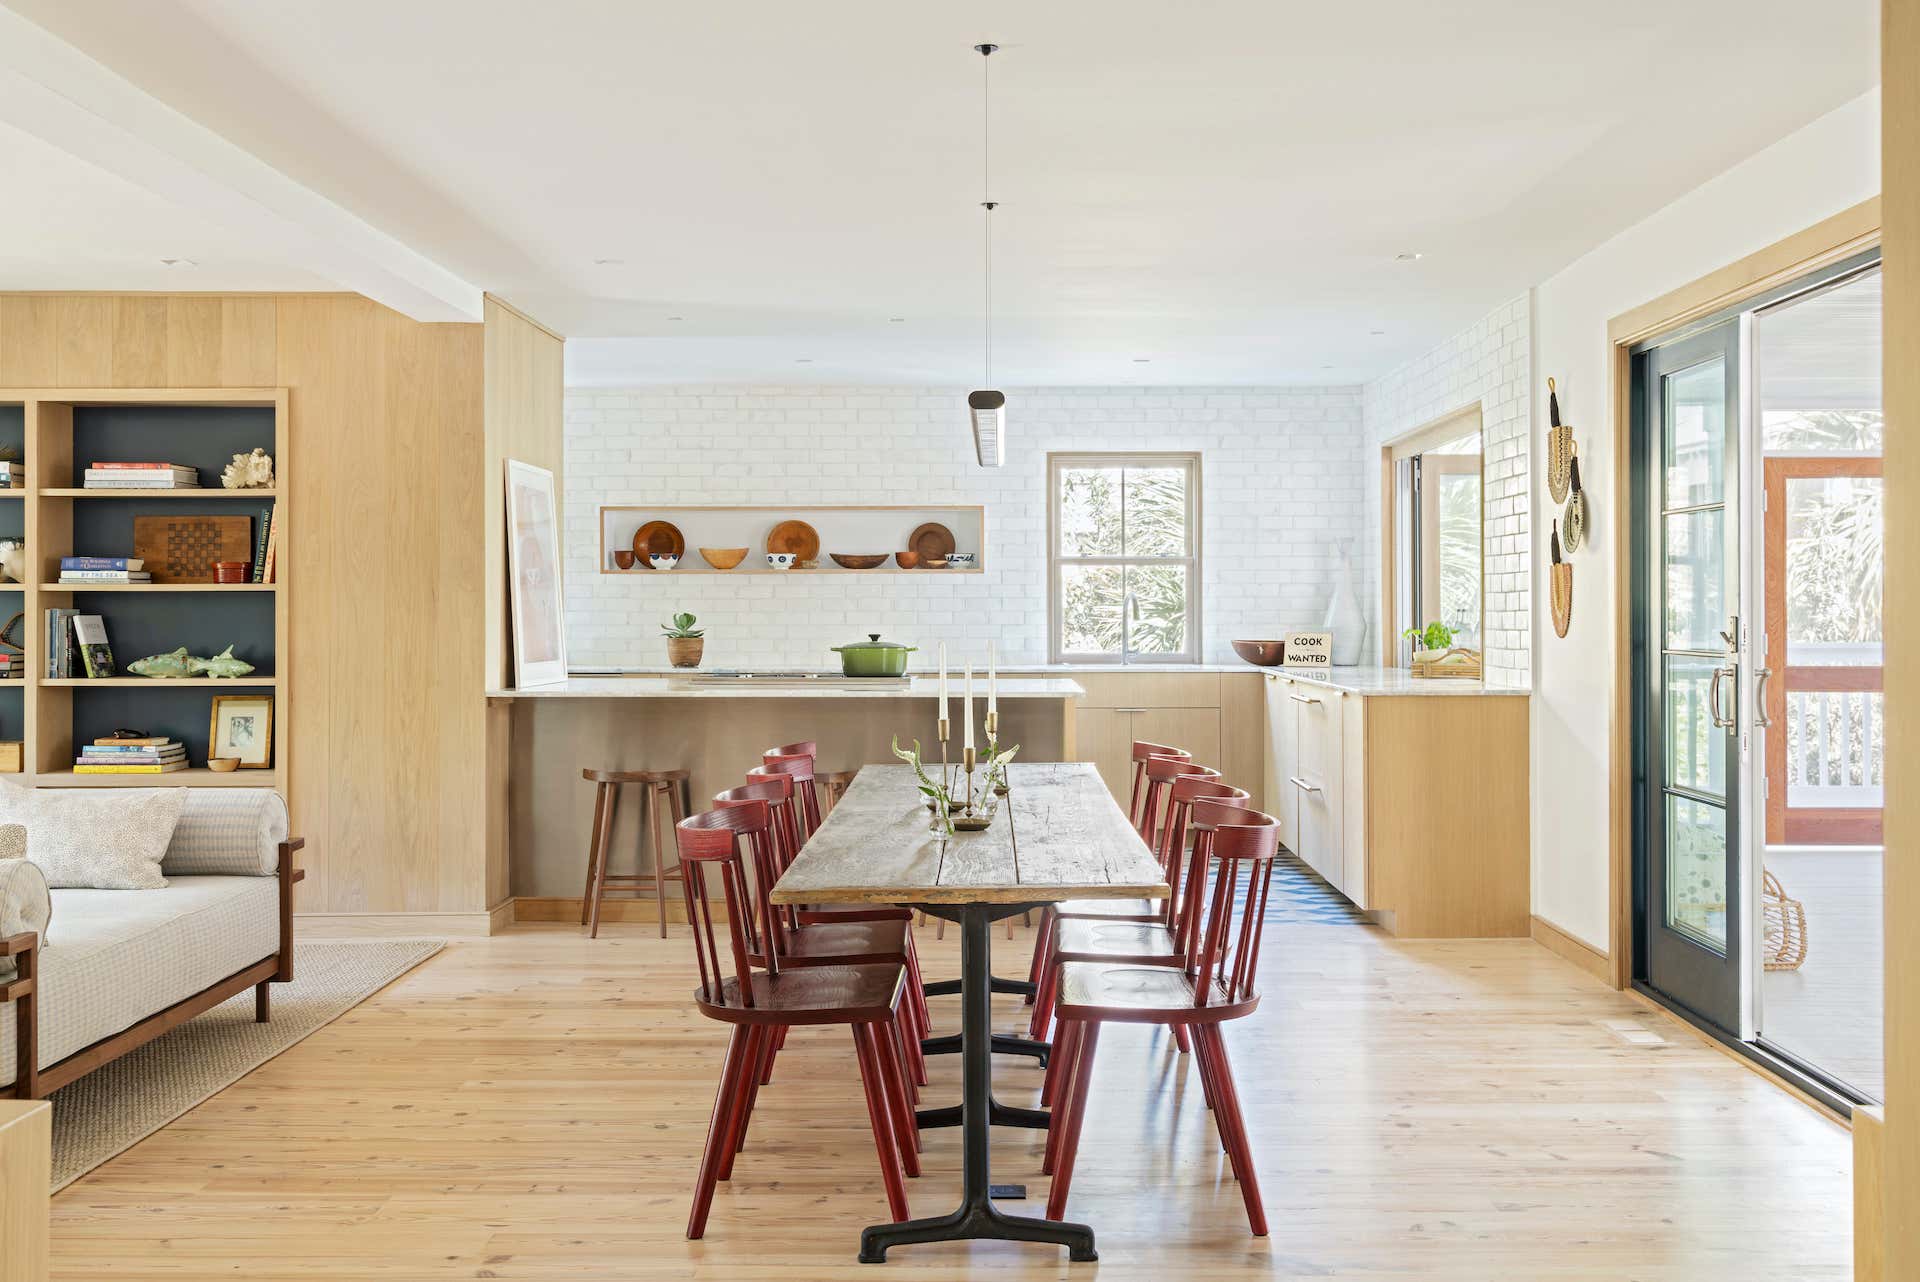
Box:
[981,47,993,389]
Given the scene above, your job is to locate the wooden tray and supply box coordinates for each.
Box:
[908,522,955,561]
[766,520,820,561]
[133,514,255,584]
[631,521,685,568]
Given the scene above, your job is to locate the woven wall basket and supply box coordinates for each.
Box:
[1562,452,1588,552]
[1546,377,1575,503]
[1550,518,1573,638]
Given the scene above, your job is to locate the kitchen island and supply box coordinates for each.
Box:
[489,674,1083,921]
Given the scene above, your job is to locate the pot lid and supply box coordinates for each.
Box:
[833,633,916,651]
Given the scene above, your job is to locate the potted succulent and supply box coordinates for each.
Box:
[662,611,705,668]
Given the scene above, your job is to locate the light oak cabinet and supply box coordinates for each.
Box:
[1261,672,1529,937]
[1047,671,1262,811]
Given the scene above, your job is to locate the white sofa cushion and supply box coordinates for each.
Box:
[0,875,279,1087]
[0,843,50,982]
[0,780,187,890]
[162,789,289,877]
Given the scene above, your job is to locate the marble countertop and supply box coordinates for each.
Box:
[1252,664,1529,697]
[488,675,1086,700]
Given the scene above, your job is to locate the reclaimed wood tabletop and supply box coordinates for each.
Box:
[770,762,1168,906]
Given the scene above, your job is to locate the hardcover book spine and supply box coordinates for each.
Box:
[253,505,272,583]
[60,557,137,571]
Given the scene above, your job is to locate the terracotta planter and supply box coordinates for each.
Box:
[666,637,705,668]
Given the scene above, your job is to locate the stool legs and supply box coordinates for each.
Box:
[645,780,686,939]
[581,781,610,927]
[587,783,619,939]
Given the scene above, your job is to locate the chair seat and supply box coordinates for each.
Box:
[1054,897,1162,920]
[783,918,911,965]
[696,963,905,1024]
[1054,962,1258,1023]
[1055,918,1178,961]
[582,767,689,785]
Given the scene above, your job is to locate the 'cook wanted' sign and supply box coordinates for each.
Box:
[1282,630,1332,672]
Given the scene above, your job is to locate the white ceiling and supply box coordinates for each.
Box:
[0,1,1880,385]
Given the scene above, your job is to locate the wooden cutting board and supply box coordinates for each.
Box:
[133,514,255,583]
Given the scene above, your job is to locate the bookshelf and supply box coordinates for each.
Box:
[0,389,288,797]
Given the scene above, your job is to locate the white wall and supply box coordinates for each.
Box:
[563,386,1364,670]
[1530,90,1881,950]
[1361,295,1532,686]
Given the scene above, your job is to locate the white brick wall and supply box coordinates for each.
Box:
[563,386,1365,670]
[1360,295,1533,686]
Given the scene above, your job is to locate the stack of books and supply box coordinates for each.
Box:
[74,736,186,774]
[59,557,150,586]
[83,462,200,490]
[0,461,24,489]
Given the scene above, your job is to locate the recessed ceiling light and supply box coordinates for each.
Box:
[667,315,684,321]
[1370,329,1387,336]
[159,257,196,268]
[593,257,625,265]
[1132,358,1152,363]
[889,317,907,323]
[1394,252,1423,262]
[795,358,814,364]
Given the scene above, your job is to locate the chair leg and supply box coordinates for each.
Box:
[1044,1020,1101,1221]
[1172,1022,1192,1054]
[878,1017,923,1174]
[720,1027,769,1178]
[1042,1022,1082,1165]
[887,1013,921,1107]
[588,785,619,939]
[1201,1026,1267,1236]
[581,782,609,927]
[851,1023,911,1222]
[1028,951,1058,1040]
[687,1026,751,1239]
[647,783,670,939]
[1024,908,1053,998]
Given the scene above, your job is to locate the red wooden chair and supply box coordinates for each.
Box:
[1042,805,1281,1236]
[676,803,919,1239]
[1126,740,1190,832]
[762,743,824,835]
[1027,769,1244,1043]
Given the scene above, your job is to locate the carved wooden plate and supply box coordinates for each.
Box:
[766,520,820,562]
[907,522,955,561]
[630,520,686,569]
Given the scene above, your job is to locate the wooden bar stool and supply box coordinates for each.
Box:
[820,768,860,814]
[580,766,691,939]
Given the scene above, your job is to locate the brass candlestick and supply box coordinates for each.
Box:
[953,743,991,831]
[937,717,952,797]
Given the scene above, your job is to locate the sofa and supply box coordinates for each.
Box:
[1,788,303,1100]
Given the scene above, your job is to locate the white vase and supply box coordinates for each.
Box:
[1322,544,1366,667]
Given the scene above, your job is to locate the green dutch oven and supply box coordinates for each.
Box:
[832,633,917,677]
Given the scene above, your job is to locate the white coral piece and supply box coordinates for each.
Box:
[221,448,274,490]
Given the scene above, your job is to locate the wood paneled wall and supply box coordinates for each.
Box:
[1880,0,1916,1267]
[0,293,489,917]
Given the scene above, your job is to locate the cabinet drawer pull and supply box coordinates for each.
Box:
[1288,775,1323,794]
[1288,693,1321,706]
[1113,707,1148,714]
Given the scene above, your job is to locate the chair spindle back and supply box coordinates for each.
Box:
[675,802,779,1007]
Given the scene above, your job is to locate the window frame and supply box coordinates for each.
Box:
[1047,451,1203,665]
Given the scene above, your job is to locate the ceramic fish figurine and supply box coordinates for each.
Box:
[188,646,256,678]
[128,647,197,679]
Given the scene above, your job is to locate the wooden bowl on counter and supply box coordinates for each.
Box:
[1231,639,1287,666]
[699,547,749,570]
[830,553,889,570]
[894,551,920,569]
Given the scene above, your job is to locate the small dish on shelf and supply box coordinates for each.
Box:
[612,550,637,570]
[830,553,889,570]
[699,547,748,570]
[947,552,976,569]
[631,520,685,568]
[766,552,796,570]
[921,556,950,569]
[766,520,821,563]
[647,552,680,570]
[206,757,240,773]
[908,522,956,562]
[894,551,921,569]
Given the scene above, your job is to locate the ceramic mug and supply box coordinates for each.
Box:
[766,552,796,570]
[648,552,680,570]
[947,552,977,568]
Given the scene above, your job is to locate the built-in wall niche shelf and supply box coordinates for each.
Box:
[40,488,279,500]
[36,768,279,789]
[37,583,276,593]
[598,505,987,575]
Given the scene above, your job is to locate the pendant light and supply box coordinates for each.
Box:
[968,42,1006,467]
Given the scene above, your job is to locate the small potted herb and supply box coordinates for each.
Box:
[662,612,705,668]
[1401,621,1456,662]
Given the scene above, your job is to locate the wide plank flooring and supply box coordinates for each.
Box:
[49,918,1851,1280]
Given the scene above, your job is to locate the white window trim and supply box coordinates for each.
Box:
[1047,451,1203,665]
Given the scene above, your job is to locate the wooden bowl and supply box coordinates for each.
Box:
[830,553,889,570]
[206,757,240,773]
[894,551,921,569]
[920,557,949,569]
[612,549,637,570]
[699,547,748,570]
[1231,639,1287,666]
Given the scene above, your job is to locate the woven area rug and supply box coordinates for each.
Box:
[48,938,442,1189]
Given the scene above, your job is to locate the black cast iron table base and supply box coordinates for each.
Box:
[919,1030,1050,1068]
[858,902,1096,1264]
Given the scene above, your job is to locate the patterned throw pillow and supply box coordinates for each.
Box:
[0,837,50,981]
[0,780,187,890]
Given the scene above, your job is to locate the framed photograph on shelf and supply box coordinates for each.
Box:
[210,694,274,768]
[504,459,567,688]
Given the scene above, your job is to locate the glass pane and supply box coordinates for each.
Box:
[1758,268,1882,452]
[1664,508,1725,650]
[1435,469,1481,647]
[1666,794,1728,952]
[1664,358,1727,507]
[1122,466,1189,557]
[1058,467,1122,557]
[1665,657,1726,797]
[1785,474,1883,664]
[1125,564,1188,655]
[1059,564,1124,654]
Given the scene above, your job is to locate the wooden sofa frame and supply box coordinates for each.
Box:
[2,838,304,1101]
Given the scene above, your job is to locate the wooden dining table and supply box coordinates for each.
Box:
[770,761,1168,1263]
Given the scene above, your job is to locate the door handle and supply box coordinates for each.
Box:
[1288,693,1321,706]
[1288,775,1323,794]
[1113,707,1147,714]
[1754,666,1774,728]
[1708,666,1736,729]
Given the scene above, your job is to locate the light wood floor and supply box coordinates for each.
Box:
[49,918,1852,1280]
